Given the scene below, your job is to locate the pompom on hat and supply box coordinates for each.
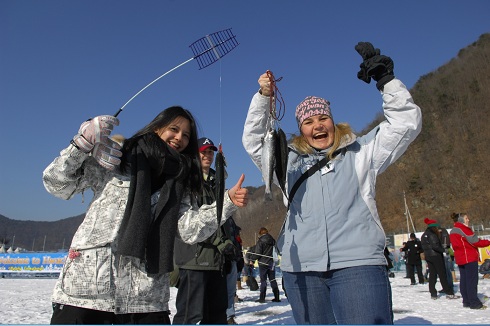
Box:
[424,218,439,228]
[295,96,332,127]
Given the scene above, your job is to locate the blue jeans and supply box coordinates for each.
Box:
[444,254,454,291]
[259,264,279,296]
[226,261,237,319]
[283,265,393,324]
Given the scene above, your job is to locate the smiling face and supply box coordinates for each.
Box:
[300,114,335,150]
[155,116,191,152]
[199,149,215,173]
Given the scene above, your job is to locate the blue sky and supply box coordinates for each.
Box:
[1,0,489,221]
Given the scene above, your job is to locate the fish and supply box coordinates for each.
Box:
[274,127,288,198]
[214,145,226,223]
[261,127,276,201]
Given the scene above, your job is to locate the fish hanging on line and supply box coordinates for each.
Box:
[214,144,226,223]
[260,70,288,201]
[261,124,276,201]
[274,127,288,198]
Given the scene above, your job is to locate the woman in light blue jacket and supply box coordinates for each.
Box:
[242,42,421,324]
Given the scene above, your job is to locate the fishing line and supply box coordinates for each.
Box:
[219,60,223,145]
[213,49,228,224]
[266,70,285,123]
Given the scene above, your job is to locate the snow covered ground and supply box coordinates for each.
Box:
[1,271,489,324]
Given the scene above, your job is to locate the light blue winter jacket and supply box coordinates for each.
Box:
[242,79,422,272]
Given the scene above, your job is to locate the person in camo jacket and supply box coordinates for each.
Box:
[43,107,248,324]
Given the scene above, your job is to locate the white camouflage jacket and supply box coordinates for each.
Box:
[42,144,237,314]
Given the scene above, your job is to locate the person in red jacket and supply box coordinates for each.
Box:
[449,212,490,310]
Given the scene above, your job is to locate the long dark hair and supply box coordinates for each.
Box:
[120,106,203,195]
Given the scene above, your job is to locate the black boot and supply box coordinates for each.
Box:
[272,289,281,302]
[255,292,266,303]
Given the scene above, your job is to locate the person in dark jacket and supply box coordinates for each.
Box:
[400,242,409,278]
[401,233,425,285]
[244,245,258,290]
[438,226,455,292]
[420,218,458,300]
[252,227,280,303]
[173,137,239,325]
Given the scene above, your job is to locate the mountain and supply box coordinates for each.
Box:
[374,33,490,235]
[0,214,84,252]
[2,33,489,250]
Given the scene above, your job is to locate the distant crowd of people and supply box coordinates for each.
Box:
[396,214,490,310]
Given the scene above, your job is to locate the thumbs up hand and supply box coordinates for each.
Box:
[228,174,248,207]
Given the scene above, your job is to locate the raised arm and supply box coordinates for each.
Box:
[242,72,273,172]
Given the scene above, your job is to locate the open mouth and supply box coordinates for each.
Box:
[313,133,328,140]
[168,142,180,150]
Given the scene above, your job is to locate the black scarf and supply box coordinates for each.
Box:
[117,133,188,274]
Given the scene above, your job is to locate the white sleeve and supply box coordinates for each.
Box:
[177,191,237,244]
[371,78,422,174]
[242,92,270,172]
[42,144,93,200]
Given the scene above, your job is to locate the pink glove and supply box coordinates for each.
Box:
[72,115,122,170]
[93,139,122,171]
[72,115,119,153]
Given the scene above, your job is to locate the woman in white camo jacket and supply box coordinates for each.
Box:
[43,106,248,324]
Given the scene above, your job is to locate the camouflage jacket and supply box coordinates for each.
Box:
[42,144,237,314]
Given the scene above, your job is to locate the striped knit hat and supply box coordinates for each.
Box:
[295,96,332,127]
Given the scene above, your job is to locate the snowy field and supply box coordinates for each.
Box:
[1,271,489,324]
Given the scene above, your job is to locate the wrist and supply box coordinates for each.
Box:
[70,139,80,150]
[258,88,272,97]
[72,134,94,153]
[376,75,395,91]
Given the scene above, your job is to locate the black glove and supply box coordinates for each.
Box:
[216,238,239,260]
[355,42,395,90]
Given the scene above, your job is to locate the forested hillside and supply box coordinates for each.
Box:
[375,33,490,235]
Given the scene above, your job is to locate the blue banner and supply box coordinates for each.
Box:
[0,252,66,273]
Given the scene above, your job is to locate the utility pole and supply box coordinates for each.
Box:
[403,191,416,235]
[42,235,47,252]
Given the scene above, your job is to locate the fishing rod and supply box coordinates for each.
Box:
[113,28,239,117]
[110,29,239,223]
[246,252,276,259]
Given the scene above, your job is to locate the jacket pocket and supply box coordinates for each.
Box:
[61,247,112,296]
[130,260,166,300]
